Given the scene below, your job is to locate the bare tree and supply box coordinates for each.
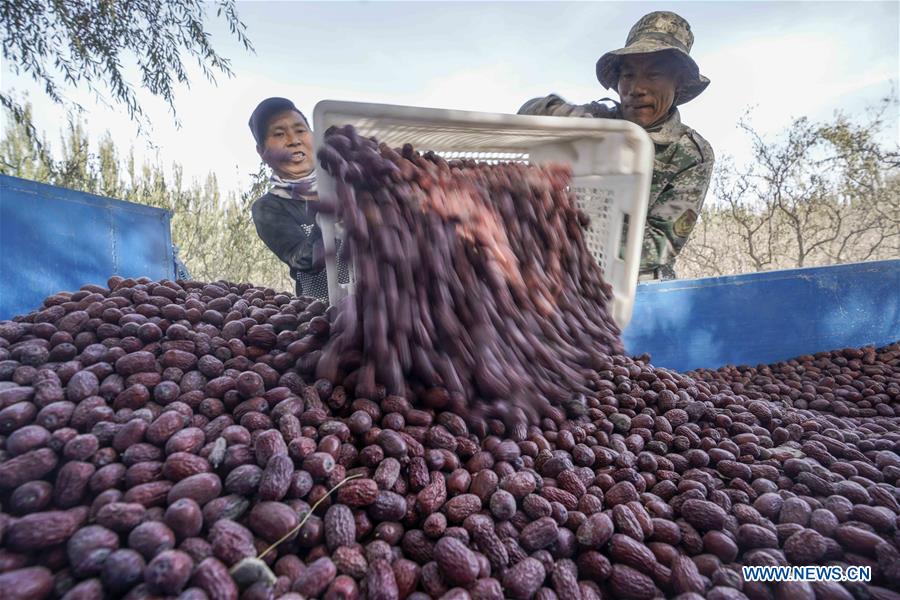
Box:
[679,96,899,279]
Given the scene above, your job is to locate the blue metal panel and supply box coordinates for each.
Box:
[0,175,174,319]
[622,260,900,372]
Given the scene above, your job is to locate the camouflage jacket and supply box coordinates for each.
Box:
[518,94,714,279]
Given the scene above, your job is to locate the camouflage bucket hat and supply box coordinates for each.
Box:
[596,11,710,105]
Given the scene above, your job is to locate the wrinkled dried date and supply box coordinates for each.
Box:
[0,131,898,599]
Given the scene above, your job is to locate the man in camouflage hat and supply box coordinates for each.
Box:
[519,11,714,281]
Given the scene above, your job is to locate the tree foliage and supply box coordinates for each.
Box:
[0,0,253,137]
[679,96,900,278]
[0,106,292,292]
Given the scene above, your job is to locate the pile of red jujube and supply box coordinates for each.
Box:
[0,129,897,600]
[315,125,623,427]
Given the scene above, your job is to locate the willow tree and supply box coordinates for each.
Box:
[0,0,253,139]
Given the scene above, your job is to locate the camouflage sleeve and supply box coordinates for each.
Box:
[640,150,715,278]
[517,94,595,118]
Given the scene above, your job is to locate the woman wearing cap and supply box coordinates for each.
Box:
[519,11,714,281]
[248,97,330,301]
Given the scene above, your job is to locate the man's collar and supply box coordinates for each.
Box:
[644,108,685,145]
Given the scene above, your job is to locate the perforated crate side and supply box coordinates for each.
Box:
[312,100,654,327]
[572,184,615,275]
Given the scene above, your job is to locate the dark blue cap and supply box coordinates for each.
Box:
[249,97,309,145]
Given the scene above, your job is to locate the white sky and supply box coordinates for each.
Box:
[2,1,898,197]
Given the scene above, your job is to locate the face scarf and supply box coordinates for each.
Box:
[269,171,318,200]
[262,146,318,200]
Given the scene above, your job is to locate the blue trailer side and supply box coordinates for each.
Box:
[0,175,175,319]
[622,259,900,372]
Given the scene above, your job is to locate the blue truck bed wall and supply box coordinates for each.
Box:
[622,259,900,372]
[1,175,175,320]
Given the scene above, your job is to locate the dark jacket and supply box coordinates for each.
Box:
[251,191,328,299]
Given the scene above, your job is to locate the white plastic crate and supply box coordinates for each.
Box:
[312,100,653,328]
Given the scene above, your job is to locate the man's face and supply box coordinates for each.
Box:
[617,54,680,128]
[258,110,314,179]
